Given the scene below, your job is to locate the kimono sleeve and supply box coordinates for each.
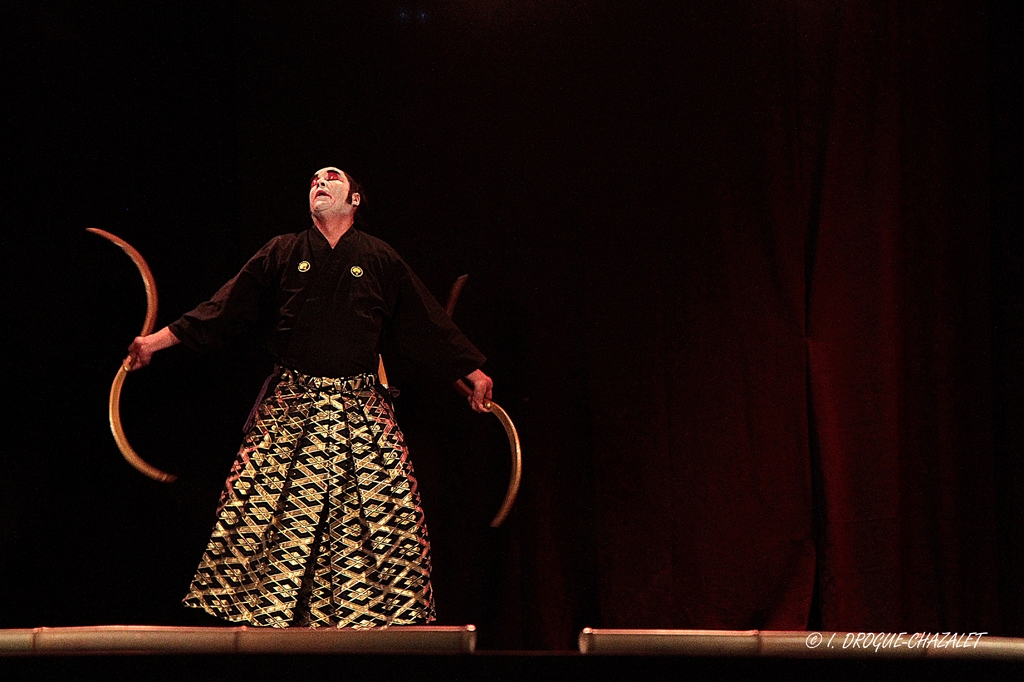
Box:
[168,238,280,352]
[387,259,486,382]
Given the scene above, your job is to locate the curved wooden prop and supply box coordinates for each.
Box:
[444,274,469,317]
[446,275,522,527]
[87,228,177,483]
[453,380,522,527]
[485,401,522,527]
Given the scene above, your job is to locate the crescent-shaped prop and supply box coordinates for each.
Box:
[444,274,469,317]
[452,379,522,527]
[485,401,523,527]
[446,275,522,528]
[87,228,177,483]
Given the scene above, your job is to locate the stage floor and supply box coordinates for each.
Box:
[2,626,1022,681]
[2,625,1021,659]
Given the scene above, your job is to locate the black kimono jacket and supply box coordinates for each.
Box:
[169,226,485,381]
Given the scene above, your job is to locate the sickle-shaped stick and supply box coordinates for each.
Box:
[87,228,177,483]
[446,275,522,528]
[452,378,522,527]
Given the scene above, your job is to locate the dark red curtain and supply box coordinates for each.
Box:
[506,0,1003,646]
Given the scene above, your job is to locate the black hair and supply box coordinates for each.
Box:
[343,171,365,210]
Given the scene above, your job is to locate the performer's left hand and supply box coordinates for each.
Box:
[464,369,494,413]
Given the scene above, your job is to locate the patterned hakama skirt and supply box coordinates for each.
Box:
[182,368,435,628]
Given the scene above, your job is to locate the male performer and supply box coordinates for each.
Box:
[127,167,493,628]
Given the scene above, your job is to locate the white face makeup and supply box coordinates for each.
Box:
[309,167,359,218]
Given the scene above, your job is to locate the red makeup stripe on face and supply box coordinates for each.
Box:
[311,170,343,187]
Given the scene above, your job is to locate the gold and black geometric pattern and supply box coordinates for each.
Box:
[182,368,435,628]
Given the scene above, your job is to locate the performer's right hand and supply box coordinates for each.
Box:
[126,327,181,371]
[127,336,155,371]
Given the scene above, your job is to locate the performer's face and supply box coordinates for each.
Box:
[309,167,360,218]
